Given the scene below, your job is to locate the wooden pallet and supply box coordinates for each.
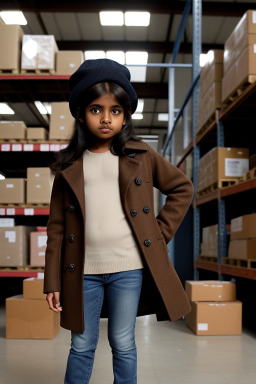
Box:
[196,112,216,139]
[221,75,256,106]
[0,266,45,271]
[197,179,238,198]
[0,139,27,143]
[0,203,49,208]
[198,255,218,263]
[0,68,19,75]
[236,167,256,184]
[222,257,256,270]
[20,68,55,75]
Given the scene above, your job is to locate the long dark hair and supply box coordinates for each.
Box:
[51,82,140,171]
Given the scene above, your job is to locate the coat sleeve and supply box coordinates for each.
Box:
[43,170,65,293]
[147,144,194,244]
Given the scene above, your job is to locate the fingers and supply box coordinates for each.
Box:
[46,292,62,312]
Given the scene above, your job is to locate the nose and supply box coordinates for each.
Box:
[101,112,111,125]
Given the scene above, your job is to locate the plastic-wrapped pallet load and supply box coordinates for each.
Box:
[185,281,242,335]
[21,35,58,71]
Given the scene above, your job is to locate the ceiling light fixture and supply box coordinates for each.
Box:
[84,51,106,60]
[0,11,27,25]
[0,103,15,115]
[125,12,150,26]
[132,113,143,120]
[106,51,125,64]
[99,11,124,26]
[158,113,169,122]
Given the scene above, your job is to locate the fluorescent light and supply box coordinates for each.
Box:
[0,11,27,25]
[0,103,15,115]
[0,173,5,180]
[136,99,144,113]
[158,113,169,122]
[44,103,52,115]
[106,51,125,64]
[34,101,48,115]
[200,54,208,67]
[100,11,124,26]
[125,12,150,26]
[132,113,143,120]
[84,51,106,60]
[126,51,148,64]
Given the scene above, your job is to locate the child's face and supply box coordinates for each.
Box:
[83,93,126,148]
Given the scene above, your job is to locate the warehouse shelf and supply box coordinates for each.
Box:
[196,260,256,280]
[195,260,220,273]
[0,269,44,278]
[0,206,50,216]
[0,142,68,152]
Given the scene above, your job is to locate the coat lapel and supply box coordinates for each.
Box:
[60,156,85,221]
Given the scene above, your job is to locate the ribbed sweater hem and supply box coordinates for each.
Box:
[84,258,144,275]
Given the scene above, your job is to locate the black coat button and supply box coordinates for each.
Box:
[69,234,76,243]
[144,239,151,247]
[135,177,142,185]
[143,206,150,213]
[130,209,137,217]
[69,264,76,272]
[128,153,136,158]
[68,205,75,213]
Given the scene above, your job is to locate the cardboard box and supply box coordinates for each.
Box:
[49,102,75,140]
[27,127,48,140]
[230,214,256,240]
[23,278,45,300]
[249,153,256,169]
[30,231,47,266]
[0,226,32,267]
[185,280,236,302]
[185,300,242,335]
[0,121,27,139]
[200,225,218,256]
[6,295,60,339]
[0,218,15,227]
[56,50,84,74]
[228,239,256,259]
[197,147,249,193]
[0,178,26,204]
[0,24,24,71]
[224,10,256,74]
[21,35,58,70]
[26,168,54,204]
[200,50,224,97]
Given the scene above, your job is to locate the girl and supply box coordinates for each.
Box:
[44,58,194,384]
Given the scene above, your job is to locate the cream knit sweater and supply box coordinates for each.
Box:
[83,149,144,274]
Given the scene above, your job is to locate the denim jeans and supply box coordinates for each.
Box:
[64,269,143,384]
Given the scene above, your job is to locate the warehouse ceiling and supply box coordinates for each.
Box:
[0,0,255,132]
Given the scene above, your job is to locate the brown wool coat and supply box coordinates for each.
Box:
[44,140,194,333]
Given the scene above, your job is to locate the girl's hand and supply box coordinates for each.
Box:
[46,292,62,312]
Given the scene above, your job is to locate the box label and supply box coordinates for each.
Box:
[38,235,47,248]
[198,323,208,331]
[254,44,256,54]
[5,231,16,243]
[231,217,242,232]
[253,11,256,24]
[225,158,249,177]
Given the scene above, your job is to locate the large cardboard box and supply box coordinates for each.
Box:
[27,127,48,140]
[23,278,45,300]
[197,147,249,193]
[185,280,236,302]
[0,226,32,267]
[200,50,223,97]
[230,213,256,240]
[201,225,218,256]
[0,121,27,139]
[0,24,24,71]
[26,168,54,204]
[56,51,84,74]
[224,10,256,74]
[185,300,242,335]
[228,239,256,259]
[49,102,75,140]
[6,295,60,339]
[0,178,26,204]
[21,35,58,70]
[30,231,47,266]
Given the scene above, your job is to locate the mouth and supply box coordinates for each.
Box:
[100,126,111,133]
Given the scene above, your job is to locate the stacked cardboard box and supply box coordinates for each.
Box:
[49,102,75,140]
[0,226,33,267]
[197,147,249,194]
[0,121,27,139]
[200,224,218,256]
[0,178,26,203]
[185,280,242,335]
[56,51,84,74]
[26,167,54,204]
[0,24,24,72]
[197,50,223,134]
[27,127,48,140]
[6,278,60,339]
[21,35,58,71]
[222,10,256,102]
[228,213,256,259]
[30,229,47,266]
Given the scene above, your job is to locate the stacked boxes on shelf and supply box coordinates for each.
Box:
[200,224,218,257]
[0,24,24,72]
[0,121,27,139]
[196,147,249,195]
[30,227,47,267]
[49,102,75,140]
[6,278,60,339]
[228,213,256,260]
[27,127,48,140]
[0,178,26,204]
[185,281,242,335]
[56,50,84,74]
[197,50,223,134]
[222,10,256,102]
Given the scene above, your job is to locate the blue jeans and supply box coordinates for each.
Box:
[64,269,143,384]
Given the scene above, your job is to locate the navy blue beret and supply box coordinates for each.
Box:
[68,58,138,118]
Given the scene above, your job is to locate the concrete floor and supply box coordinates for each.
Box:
[1,305,256,384]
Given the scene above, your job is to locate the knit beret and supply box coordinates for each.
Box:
[68,58,138,118]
